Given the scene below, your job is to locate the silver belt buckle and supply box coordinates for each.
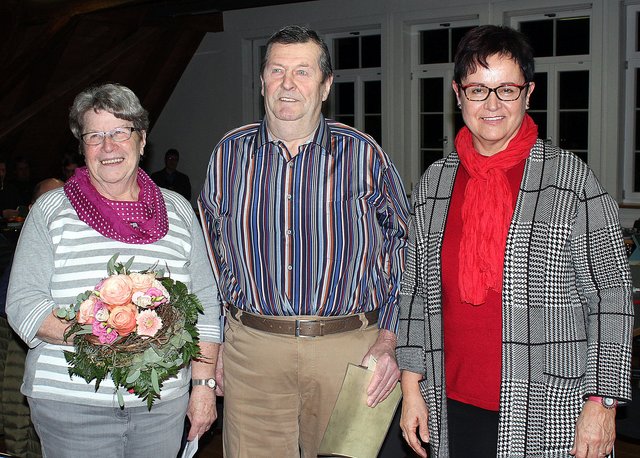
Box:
[295,319,323,337]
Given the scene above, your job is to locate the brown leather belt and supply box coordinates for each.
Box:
[227,304,379,337]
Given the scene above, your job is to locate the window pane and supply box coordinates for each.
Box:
[364,115,382,144]
[334,82,354,115]
[520,20,553,57]
[451,26,475,59]
[556,17,589,56]
[422,150,443,173]
[635,152,640,192]
[637,12,640,52]
[335,37,359,70]
[559,71,589,109]
[421,114,443,149]
[421,78,444,112]
[420,29,448,64]
[364,81,381,113]
[529,112,547,140]
[635,110,640,151]
[335,115,354,126]
[361,35,381,68]
[559,111,588,150]
[529,73,547,111]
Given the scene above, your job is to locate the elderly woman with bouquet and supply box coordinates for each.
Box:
[6,83,221,457]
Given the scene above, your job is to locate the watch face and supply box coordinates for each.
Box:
[602,397,616,408]
[206,379,216,389]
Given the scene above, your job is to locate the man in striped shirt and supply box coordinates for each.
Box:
[199,25,410,457]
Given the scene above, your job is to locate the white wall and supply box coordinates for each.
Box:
[147,0,640,224]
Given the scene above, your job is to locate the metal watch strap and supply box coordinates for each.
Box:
[192,378,216,389]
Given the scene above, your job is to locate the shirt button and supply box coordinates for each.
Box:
[287,265,293,271]
[287,194,292,200]
[288,163,294,168]
[286,230,292,235]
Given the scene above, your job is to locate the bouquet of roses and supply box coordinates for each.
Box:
[55,254,203,409]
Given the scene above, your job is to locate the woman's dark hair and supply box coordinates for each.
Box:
[261,25,333,83]
[453,25,535,84]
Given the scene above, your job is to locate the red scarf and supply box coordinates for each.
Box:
[454,114,538,305]
[64,167,168,244]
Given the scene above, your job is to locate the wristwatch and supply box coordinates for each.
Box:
[587,396,618,409]
[192,378,217,390]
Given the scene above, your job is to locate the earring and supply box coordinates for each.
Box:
[457,103,462,109]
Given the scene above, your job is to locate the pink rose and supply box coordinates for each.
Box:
[136,310,163,337]
[129,272,156,293]
[93,301,109,322]
[98,275,134,308]
[106,304,138,337]
[77,296,97,324]
[92,321,119,345]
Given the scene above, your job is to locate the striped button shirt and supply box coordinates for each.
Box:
[199,117,410,331]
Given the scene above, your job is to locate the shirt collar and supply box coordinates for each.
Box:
[253,115,333,156]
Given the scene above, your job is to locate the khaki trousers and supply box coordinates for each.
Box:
[222,312,379,458]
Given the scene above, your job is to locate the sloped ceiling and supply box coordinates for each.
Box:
[0,0,310,181]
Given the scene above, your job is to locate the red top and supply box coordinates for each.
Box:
[441,158,526,411]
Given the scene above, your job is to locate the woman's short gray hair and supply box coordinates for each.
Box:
[69,83,149,143]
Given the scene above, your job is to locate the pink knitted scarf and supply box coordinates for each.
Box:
[64,166,168,244]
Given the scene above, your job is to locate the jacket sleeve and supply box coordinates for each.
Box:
[572,169,634,402]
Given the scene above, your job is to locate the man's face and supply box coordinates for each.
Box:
[261,42,332,130]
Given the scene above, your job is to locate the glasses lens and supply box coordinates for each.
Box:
[464,85,489,101]
[111,128,133,142]
[83,133,103,145]
[496,85,522,101]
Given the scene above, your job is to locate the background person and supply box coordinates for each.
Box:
[151,148,192,201]
[6,83,221,458]
[396,25,633,458]
[199,25,410,457]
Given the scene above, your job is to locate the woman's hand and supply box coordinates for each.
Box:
[399,370,430,458]
[36,313,75,345]
[570,401,616,458]
[186,386,217,441]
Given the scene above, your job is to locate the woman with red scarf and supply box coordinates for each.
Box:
[6,84,221,457]
[397,26,633,458]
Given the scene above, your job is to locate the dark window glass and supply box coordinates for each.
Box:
[451,26,475,60]
[559,71,589,109]
[559,111,588,150]
[335,37,359,70]
[636,69,640,108]
[574,152,588,164]
[637,12,640,52]
[422,151,443,173]
[364,115,382,144]
[556,17,589,55]
[361,35,381,68]
[520,20,553,57]
[528,112,547,140]
[420,29,448,64]
[635,111,640,150]
[421,78,444,112]
[335,115,355,126]
[334,83,355,115]
[421,114,443,149]
[364,81,381,113]
[635,152,640,192]
[529,73,547,111]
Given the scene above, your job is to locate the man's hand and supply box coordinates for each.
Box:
[400,370,429,458]
[569,400,616,458]
[214,342,224,396]
[361,329,400,407]
[186,386,217,441]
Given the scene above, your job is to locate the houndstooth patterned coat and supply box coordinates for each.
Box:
[396,139,634,457]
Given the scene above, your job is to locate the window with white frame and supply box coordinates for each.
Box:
[624,3,640,202]
[325,30,383,144]
[512,11,592,165]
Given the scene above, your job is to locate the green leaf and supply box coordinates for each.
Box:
[107,253,120,275]
[124,257,135,273]
[126,369,141,384]
[151,368,160,394]
[117,388,124,408]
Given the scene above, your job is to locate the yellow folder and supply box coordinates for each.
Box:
[318,361,402,458]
